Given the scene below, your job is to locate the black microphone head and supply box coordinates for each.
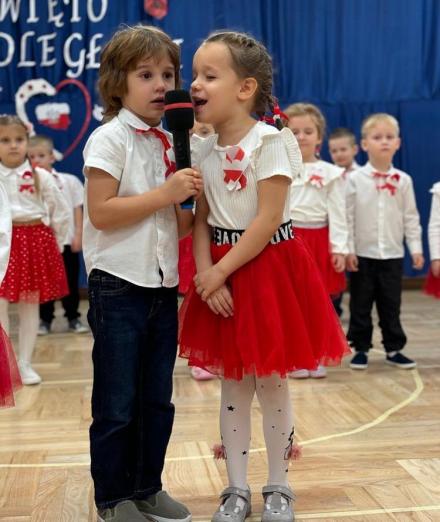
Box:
[164,90,194,131]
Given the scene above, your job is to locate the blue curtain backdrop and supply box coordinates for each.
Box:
[1,0,439,280]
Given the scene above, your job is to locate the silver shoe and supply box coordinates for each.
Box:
[261,485,295,522]
[212,486,251,522]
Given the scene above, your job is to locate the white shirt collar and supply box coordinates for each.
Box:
[0,160,32,177]
[117,107,170,136]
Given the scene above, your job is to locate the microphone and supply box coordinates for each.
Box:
[164,89,195,209]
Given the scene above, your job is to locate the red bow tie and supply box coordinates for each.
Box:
[135,128,176,177]
[373,172,400,195]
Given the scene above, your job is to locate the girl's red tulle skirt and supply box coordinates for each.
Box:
[178,235,196,295]
[294,226,346,296]
[424,269,440,298]
[0,223,68,304]
[0,324,22,408]
[179,236,351,380]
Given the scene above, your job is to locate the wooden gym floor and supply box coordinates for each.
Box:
[0,290,439,521]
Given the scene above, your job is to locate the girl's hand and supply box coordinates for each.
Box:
[194,265,226,301]
[331,253,346,273]
[206,285,234,317]
[346,254,359,272]
[412,253,424,270]
[192,167,204,200]
[432,259,440,277]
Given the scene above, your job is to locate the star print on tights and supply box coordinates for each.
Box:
[219,374,294,489]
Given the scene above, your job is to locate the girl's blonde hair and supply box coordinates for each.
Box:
[0,114,39,192]
[284,103,326,140]
[98,24,180,122]
[361,113,400,138]
[204,31,276,118]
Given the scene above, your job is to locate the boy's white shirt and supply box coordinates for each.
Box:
[290,159,348,254]
[0,160,70,251]
[428,182,440,260]
[346,161,423,258]
[49,169,84,245]
[0,180,11,283]
[82,108,179,288]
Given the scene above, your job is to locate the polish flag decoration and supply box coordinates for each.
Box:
[144,0,168,19]
[35,102,71,130]
[309,173,324,188]
[223,146,249,191]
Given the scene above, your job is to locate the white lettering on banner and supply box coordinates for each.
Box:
[64,33,85,78]
[48,0,63,28]
[18,31,35,67]
[0,32,14,66]
[27,0,38,22]
[38,32,56,66]
[85,33,103,70]
[0,0,21,22]
[87,0,107,22]
[66,0,81,22]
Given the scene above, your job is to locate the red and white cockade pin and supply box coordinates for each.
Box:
[223,146,249,191]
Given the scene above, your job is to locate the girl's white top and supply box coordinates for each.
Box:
[346,162,423,258]
[428,182,440,260]
[193,121,302,230]
[290,160,348,254]
[82,108,179,288]
[0,180,11,283]
[0,160,70,250]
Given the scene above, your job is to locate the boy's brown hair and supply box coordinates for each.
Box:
[28,134,54,151]
[98,24,180,122]
[328,127,357,146]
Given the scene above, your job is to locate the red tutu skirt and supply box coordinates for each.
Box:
[294,226,346,296]
[424,269,440,298]
[0,223,68,304]
[178,235,196,295]
[179,237,351,380]
[0,324,22,408]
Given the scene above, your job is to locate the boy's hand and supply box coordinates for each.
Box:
[331,253,346,273]
[431,259,440,277]
[192,167,204,200]
[206,284,234,317]
[162,168,201,205]
[194,264,226,301]
[412,253,424,270]
[346,254,359,272]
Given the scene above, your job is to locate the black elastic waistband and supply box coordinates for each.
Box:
[212,221,294,246]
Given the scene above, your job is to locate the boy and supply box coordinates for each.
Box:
[328,127,359,176]
[346,113,424,370]
[28,135,89,334]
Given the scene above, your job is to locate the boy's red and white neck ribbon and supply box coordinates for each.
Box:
[136,128,176,178]
[308,173,324,188]
[373,172,400,195]
[222,146,249,191]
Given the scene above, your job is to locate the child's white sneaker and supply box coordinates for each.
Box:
[288,369,310,379]
[18,360,41,385]
[309,365,327,378]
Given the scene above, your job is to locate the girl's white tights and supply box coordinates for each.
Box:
[0,298,39,363]
[220,374,294,490]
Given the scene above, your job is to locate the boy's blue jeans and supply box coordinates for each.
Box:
[87,269,178,509]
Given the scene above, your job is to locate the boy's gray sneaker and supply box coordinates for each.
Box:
[135,491,191,522]
[97,500,146,521]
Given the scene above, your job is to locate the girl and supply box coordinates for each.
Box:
[424,182,440,298]
[0,115,69,386]
[0,180,22,406]
[285,103,349,379]
[179,31,349,522]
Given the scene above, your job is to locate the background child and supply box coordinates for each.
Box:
[0,115,69,385]
[328,127,359,317]
[0,180,22,407]
[83,25,201,521]
[27,135,88,335]
[346,113,424,370]
[179,31,349,522]
[328,127,360,176]
[424,182,440,297]
[285,103,348,379]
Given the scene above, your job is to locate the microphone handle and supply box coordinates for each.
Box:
[172,130,193,210]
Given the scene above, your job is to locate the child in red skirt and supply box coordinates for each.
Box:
[285,103,348,379]
[424,182,440,297]
[0,115,70,385]
[0,181,22,407]
[179,31,349,522]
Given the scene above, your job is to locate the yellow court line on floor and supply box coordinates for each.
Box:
[0,368,424,468]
